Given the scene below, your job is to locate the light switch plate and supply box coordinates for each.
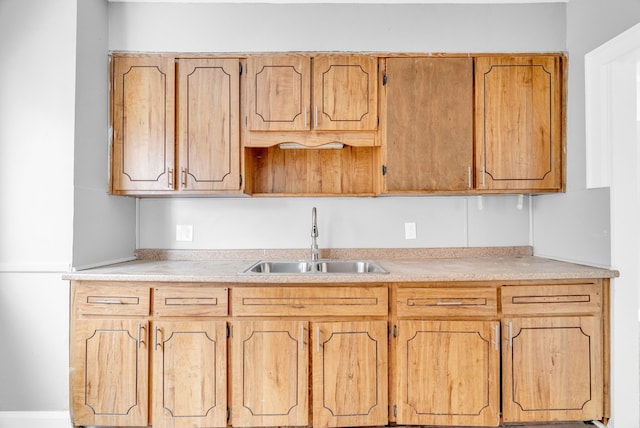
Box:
[404,222,417,240]
[176,224,193,242]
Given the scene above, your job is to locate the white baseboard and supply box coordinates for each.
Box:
[0,411,70,428]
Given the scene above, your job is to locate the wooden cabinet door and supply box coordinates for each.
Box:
[502,316,603,422]
[313,55,378,131]
[382,57,473,192]
[232,320,309,427]
[475,55,563,191]
[176,58,240,192]
[312,321,388,427]
[151,320,227,428]
[246,55,311,131]
[395,320,500,426]
[111,55,175,193]
[70,319,149,427]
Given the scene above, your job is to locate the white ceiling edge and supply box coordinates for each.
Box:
[107,0,568,3]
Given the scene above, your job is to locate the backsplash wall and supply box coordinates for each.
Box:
[139,195,531,250]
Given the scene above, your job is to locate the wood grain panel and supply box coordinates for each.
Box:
[232,286,387,317]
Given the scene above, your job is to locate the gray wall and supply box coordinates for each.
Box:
[73,0,136,269]
[532,0,640,268]
[109,2,565,251]
[0,0,76,413]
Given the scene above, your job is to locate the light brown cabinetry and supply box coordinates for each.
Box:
[393,287,501,426]
[246,54,377,135]
[70,282,229,428]
[70,277,606,428]
[111,54,241,195]
[475,55,564,192]
[381,57,474,193]
[501,282,604,423]
[231,286,388,427]
[111,55,175,194]
[243,54,379,196]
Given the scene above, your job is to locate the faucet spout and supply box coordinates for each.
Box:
[311,207,319,261]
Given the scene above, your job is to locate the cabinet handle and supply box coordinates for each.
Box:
[507,321,513,347]
[317,326,321,352]
[137,323,147,349]
[154,326,162,351]
[300,324,305,350]
[91,299,123,305]
[468,166,472,189]
[181,168,187,188]
[436,301,462,306]
[481,165,486,187]
[168,168,174,188]
[314,105,318,128]
[494,324,500,350]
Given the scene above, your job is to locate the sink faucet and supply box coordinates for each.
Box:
[311,207,319,261]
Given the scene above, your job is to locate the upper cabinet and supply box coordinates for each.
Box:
[381,57,474,193]
[111,55,175,194]
[109,52,566,197]
[110,54,241,195]
[475,55,565,192]
[244,54,379,151]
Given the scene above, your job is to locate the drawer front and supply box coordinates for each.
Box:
[153,287,228,317]
[232,286,388,317]
[396,287,498,317]
[501,282,602,315]
[75,283,150,316]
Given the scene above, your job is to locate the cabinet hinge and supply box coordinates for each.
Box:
[382,165,387,176]
[382,74,388,86]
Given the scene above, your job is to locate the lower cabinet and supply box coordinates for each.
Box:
[69,279,608,428]
[152,320,227,428]
[71,318,150,427]
[231,320,309,427]
[312,321,388,427]
[395,319,501,426]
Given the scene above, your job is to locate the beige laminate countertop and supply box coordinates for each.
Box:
[62,247,619,284]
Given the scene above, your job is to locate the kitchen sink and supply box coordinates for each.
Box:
[241,260,388,274]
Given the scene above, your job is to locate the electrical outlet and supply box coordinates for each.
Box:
[176,224,193,242]
[404,222,417,240]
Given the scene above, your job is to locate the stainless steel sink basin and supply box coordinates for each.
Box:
[241,260,388,274]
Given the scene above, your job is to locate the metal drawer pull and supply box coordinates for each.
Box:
[436,301,463,306]
[494,324,500,350]
[92,299,124,305]
[508,321,513,347]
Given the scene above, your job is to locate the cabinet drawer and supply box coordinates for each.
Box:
[232,286,388,317]
[75,283,150,316]
[153,287,228,317]
[396,287,497,317]
[501,283,602,315]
